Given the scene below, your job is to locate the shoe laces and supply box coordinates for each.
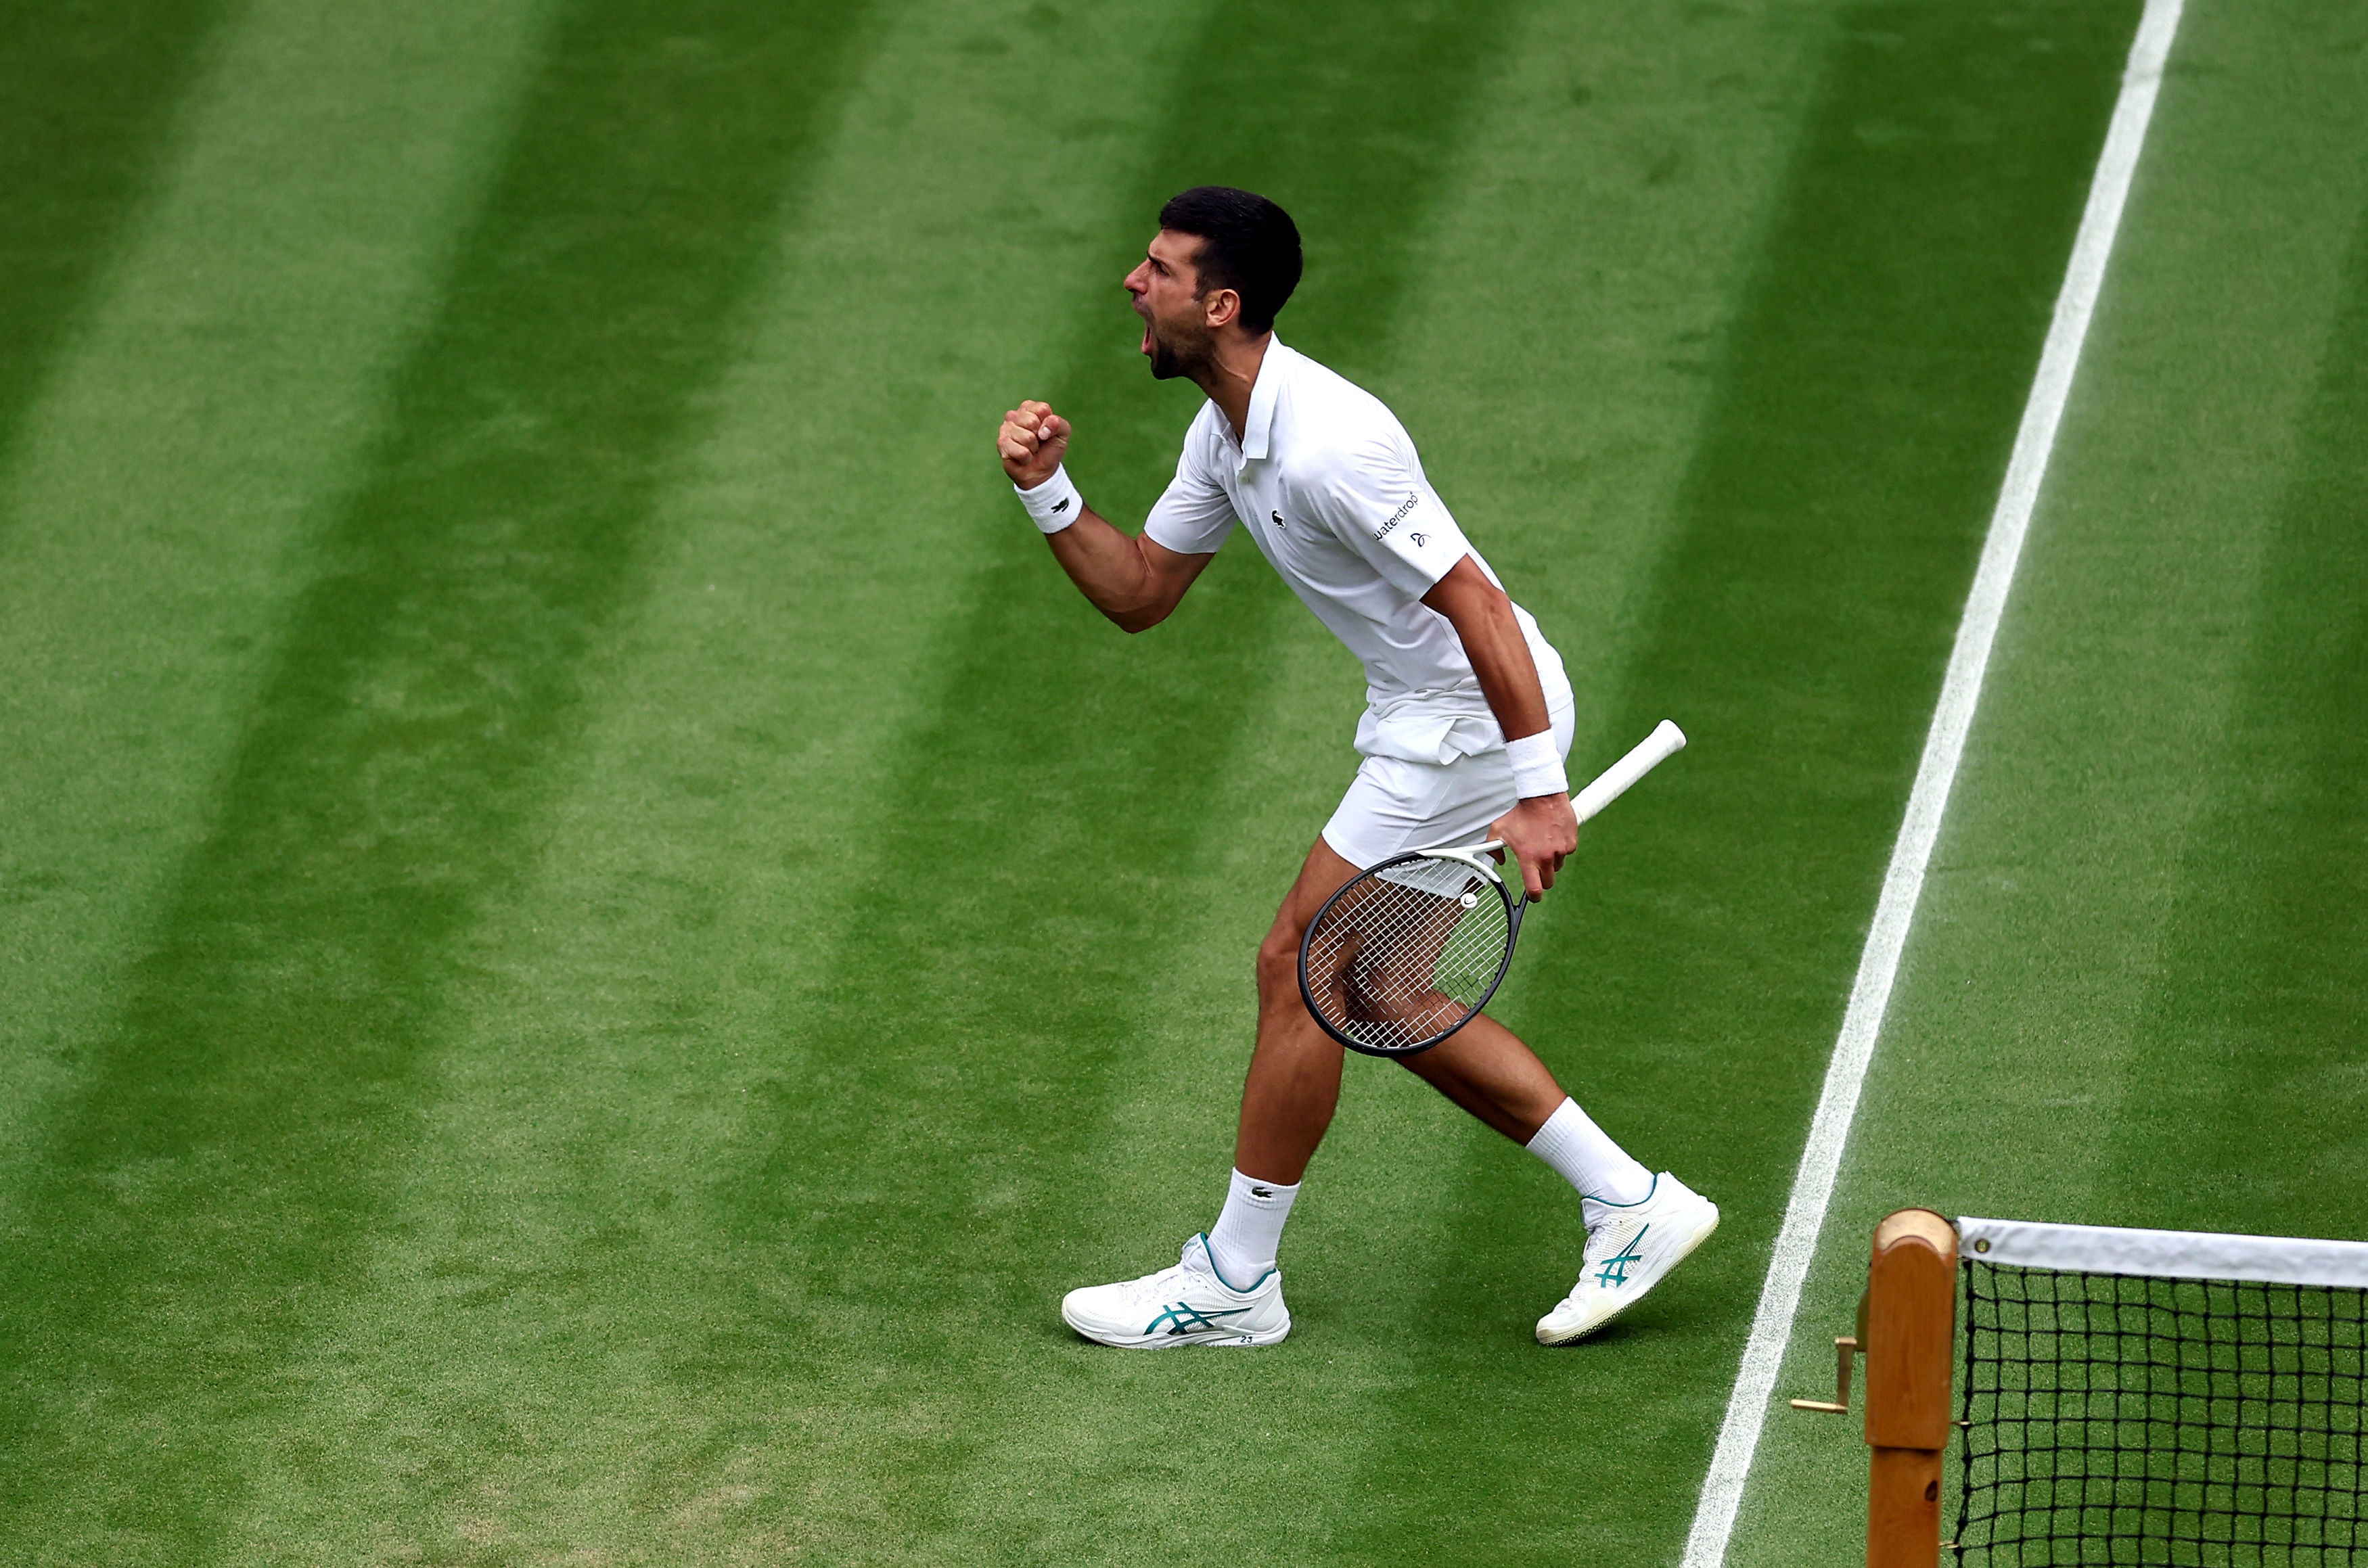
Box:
[1125,1243,1216,1306]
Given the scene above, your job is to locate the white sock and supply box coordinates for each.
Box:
[1205,1168,1299,1287]
[1526,1097,1654,1205]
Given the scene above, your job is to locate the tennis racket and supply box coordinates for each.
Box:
[1296,719,1686,1058]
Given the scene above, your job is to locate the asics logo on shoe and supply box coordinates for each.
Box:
[1149,1303,1252,1336]
[1595,1224,1649,1289]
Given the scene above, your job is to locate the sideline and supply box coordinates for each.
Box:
[1678,0,2189,1560]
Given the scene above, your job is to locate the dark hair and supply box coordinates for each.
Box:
[1157,186,1302,334]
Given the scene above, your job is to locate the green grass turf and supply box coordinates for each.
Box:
[0,0,2356,1561]
[0,0,880,1550]
[0,0,551,1172]
[1732,1,2368,1557]
[0,0,227,461]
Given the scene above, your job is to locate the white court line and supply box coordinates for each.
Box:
[1678,1,2187,1562]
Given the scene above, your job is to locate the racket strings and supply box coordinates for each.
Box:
[1302,862,1513,1054]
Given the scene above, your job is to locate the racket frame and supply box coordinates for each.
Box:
[1296,844,1525,1059]
[1294,718,1687,1059]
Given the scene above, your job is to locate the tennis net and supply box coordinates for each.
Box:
[1955,1218,2368,1566]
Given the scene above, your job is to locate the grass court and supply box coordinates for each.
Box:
[2,0,2363,1560]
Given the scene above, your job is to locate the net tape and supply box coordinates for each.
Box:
[1302,855,1510,1053]
[1955,1220,2368,1567]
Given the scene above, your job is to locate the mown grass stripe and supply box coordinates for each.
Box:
[171,3,1228,1552]
[0,0,550,1195]
[1728,7,2368,1551]
[1685,2,2183,1557]
[1379,0,1836,760]
[1335,3,2145,1561]
[699,0,1536,1555]
[0,0,227,475]
[2095,210,2368,1227]
[0,0,880,1555]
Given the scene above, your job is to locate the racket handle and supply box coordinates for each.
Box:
[1470,720,1687,853]
[1572,718,1686,824]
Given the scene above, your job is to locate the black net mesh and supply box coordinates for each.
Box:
[1957,1259,2368,1565]
[1300,856,1513,1055]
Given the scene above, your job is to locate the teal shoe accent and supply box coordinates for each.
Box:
[1194,1230,1277,1295]
[1585,1172,1660,1208]
[1594,1224,1649,1289]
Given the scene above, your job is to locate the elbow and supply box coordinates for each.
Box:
[1097,582,1177,635]
[1108,603,1170,635]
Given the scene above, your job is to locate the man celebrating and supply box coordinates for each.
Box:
[996,187,1716,1347]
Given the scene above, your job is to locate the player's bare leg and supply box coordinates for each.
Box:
[1235,835,1569,1182]
[1041,189,1716,1346]
[1069,826,1713,1346]
[1230,833,1715,1345]
[1396,1013,1566,1143]
[1233,839,1355,1185]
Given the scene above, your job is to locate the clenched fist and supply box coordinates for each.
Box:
[997,400,1071,490]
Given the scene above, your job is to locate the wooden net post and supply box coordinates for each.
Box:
[1861,1209,1957,1568]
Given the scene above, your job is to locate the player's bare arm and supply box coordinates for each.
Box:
[996,399,1213,631]
[1042,187,1715,1355]
[1421,555,1581,899]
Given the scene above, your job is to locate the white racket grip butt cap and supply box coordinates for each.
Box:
[1572,719,1686,823]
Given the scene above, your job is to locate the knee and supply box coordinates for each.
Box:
[1256,929,1302,997]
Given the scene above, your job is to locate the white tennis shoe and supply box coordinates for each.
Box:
[1536,1172,1719,1345]
[1060,1234,1292,1348]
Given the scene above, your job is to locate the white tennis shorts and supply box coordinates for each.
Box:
[1320,693,1577,869]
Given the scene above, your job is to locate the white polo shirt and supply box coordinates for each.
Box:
[1143,340,1570,766]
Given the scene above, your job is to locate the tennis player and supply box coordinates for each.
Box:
[997,187,1717,1347]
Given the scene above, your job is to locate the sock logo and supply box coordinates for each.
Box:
[1250,1186,1273,1199]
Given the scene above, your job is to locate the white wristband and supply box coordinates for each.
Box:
[1503,730,1569,800]
[1015,465,1084,534]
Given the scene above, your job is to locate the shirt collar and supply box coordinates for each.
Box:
[1237,338,1288,466]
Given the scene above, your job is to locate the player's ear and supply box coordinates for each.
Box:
[1204,287,1242,330]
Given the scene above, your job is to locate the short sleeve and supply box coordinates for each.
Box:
[1142,428,1238,555]
[1299,431,1473,596]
